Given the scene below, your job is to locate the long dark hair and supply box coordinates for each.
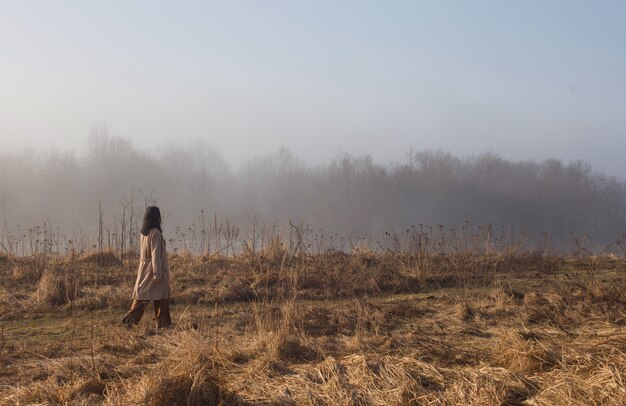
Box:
[141,206,162,236]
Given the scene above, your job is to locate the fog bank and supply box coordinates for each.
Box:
[1,134,625,253]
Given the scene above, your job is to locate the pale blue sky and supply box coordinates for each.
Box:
[1,1,625,176]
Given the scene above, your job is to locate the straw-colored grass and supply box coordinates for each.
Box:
[34,264,81,306]
[492,330,561,374]
[1,252,625,405]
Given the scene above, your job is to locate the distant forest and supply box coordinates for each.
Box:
[1,133,625,250]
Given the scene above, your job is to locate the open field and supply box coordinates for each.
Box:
[1,249,625,405]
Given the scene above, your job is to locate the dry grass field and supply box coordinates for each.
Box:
[1,244,625,405]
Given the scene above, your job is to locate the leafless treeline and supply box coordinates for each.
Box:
[1,133,625,255]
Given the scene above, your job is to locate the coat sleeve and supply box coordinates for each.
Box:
[151,230,163,279]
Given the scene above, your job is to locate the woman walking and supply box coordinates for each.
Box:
[122,206,172,328]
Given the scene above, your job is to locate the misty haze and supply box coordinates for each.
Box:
[2,2,626,405]
[2,132,626,256]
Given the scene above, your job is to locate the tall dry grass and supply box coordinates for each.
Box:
[1,227,626,405]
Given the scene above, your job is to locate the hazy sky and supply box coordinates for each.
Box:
[1,1,625,176]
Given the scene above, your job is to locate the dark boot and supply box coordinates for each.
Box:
[154,299,172,329]
[122,299,147,327]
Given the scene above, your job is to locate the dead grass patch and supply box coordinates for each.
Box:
[492,330,561,374]
[2,253,626,405]
[79,251,122,267]
[34,264,81,306]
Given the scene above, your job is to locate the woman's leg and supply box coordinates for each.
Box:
[153,299,172,328]
[122,300,147,326]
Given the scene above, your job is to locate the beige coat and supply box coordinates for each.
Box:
[132,228,170,300]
